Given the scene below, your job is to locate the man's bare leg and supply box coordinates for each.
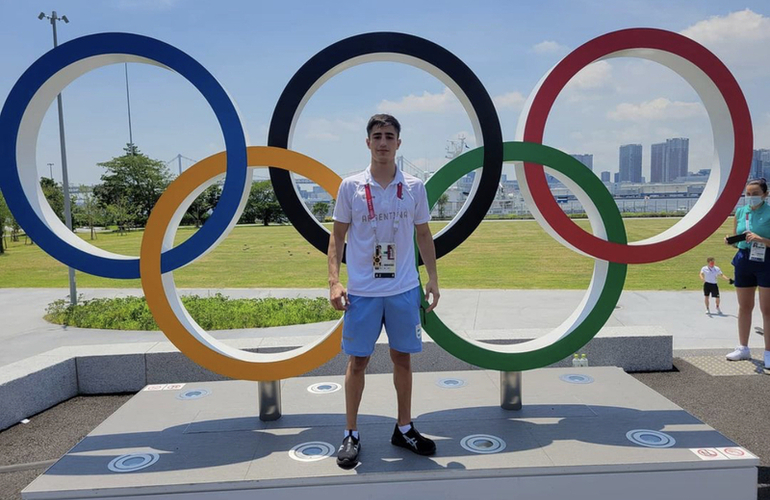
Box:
[390,349,412,426]
[345,355,369,430]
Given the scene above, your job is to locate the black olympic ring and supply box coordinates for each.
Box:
[267,32,503,261]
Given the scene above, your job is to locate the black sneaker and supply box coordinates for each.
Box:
[336,433,360,469]
[391,423,436,456]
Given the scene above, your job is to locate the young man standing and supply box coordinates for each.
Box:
[328,114,440,469]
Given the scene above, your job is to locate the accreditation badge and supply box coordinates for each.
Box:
[373,242,396,278]
[750,242,766,262]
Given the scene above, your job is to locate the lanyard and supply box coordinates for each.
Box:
[746,211,751,233]
[364,182,403,243]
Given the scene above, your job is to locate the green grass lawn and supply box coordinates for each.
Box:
[0,218,737,290]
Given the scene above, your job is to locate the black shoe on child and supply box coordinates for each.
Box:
[391,422,436,456]
[336,433,361,469]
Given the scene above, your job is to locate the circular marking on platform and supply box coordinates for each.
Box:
[307,382,342,394]
[460,434,506,454]
[436,377,467,389]
[108,453,160,473]
[289,441,335,462]
[626,429,675,448]
[176,388,211,400]
[559,374,594,384]
[722,447,746,457]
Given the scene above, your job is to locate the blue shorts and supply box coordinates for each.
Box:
[342,286,423,357]
[732,249,770,287]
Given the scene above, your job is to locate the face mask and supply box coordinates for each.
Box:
[746,195,764,207]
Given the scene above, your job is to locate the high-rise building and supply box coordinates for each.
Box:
[763,150,770,180]
[570,154,593,171]
[649,138,690,183]
[650,142,666,183]
[665,138,689,182]
[751,149,770,180]
[601,171,610,182]
[619,144,642,183]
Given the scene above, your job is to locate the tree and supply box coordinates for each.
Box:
[238,180,286,226]
[182,184,222,228]
[39,177,65,223]
[93,144,172,227]
[106,196,139,235]
[312,201,329,221]
[73,185,105,240]
[10,218,21,243]
[437,193,449,219]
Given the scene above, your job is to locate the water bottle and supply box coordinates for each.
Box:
[572,354,580,367]
[581,354,589,367]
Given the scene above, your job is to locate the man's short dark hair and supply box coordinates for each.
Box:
[366,114,401,137]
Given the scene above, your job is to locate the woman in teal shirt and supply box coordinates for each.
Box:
[726,178,770,370]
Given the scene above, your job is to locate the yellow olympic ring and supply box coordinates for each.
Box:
[140,146,342,381]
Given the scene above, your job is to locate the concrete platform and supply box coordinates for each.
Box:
[22,368,758,500]
[0,325,672,432]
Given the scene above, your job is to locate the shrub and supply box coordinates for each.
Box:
[45,294,342,331]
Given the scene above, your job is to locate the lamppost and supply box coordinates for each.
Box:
[38,11,77,306]
[125,63,134,148]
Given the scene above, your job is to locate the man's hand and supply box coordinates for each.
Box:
[330,282,348,311]
[424,279,440,313]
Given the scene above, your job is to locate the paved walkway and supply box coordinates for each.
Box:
[1,287,766,368]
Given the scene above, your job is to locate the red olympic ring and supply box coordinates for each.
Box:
[521,28,753,264]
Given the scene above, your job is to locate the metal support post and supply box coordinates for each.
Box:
[500,371,522,411]
[258,380,282,421]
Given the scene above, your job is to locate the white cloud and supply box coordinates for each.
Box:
[377,87,462,114]
[680,9,770,78]
[301,117,365,142]
[533,40,569,55]
[493,91,526,111]
[559,61,615,103]
[570,61,613,90]
[607,98,706,122]
[681,9,770,45]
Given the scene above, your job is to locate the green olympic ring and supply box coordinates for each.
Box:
[419,141,627,371]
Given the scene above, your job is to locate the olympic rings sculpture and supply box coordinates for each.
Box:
[0,29,752,380]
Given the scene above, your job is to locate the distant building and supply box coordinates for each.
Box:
[570,154,594,171]
[650,142,666,183]
[665,138,689,182]
[601,171,610,182]
[752,149,770,180]
[457,171,475,194]
[649,138,689,183]
[619,144,642,183]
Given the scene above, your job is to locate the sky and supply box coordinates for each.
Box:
[0,0,768,188]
